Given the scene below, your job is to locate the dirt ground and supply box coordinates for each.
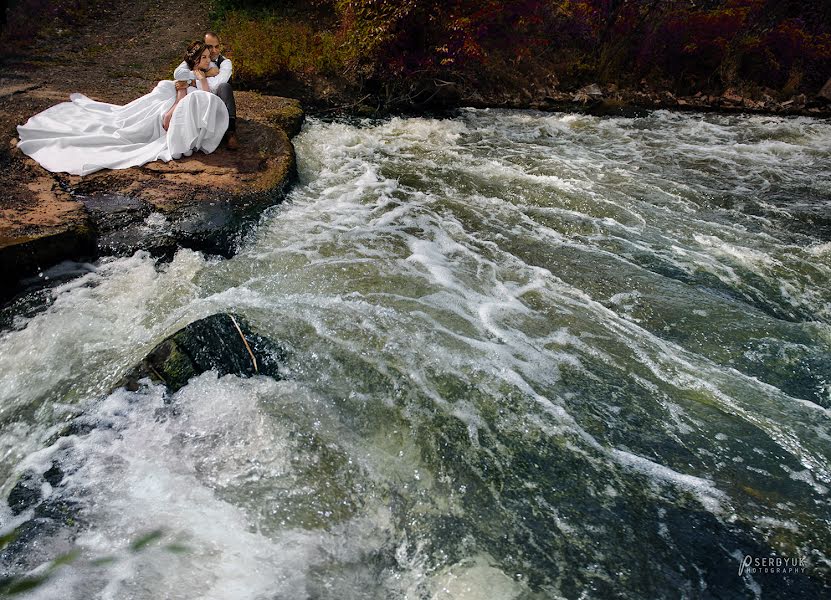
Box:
[3,0,211,102]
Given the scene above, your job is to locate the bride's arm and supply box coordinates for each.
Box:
[194,69,209,92]
[173,60,196,82]
[162,85,188,131]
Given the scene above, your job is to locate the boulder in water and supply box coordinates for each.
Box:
[1,312,286,583]
[120,312,285,392]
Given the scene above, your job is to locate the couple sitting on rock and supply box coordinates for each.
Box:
[168,32,238,150]
[17,32,240,176]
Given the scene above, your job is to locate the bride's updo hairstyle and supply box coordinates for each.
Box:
[185,41,208,69]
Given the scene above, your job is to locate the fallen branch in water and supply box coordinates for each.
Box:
[230,315,259,374]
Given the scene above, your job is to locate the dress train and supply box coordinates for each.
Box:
[17,81,229,176]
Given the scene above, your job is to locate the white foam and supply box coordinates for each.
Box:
[4,108,831,598]
[143,212,169,231]
[19,373,414,599]
[693,234,777,271]
[413,553,527,600]
[782,466,829,495]
[807,241,831,256]
[0,250,210,419]
[611,449,728,514]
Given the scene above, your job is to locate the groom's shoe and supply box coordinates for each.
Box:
[225,131,239,151]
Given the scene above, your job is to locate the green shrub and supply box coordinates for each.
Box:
[219,11,349,79]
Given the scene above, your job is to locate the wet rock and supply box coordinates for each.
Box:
[78,193,150,233]
[6,458,67,516]
[165,201,249,258]
[120,312,285,392]
[2,461,78,581]
[0,172,97,302]
[0,221,97,301]
[1,90,302,301]
[7,471,43,515]
[75,192,180,258]
[43,462,64,488]
[0,497,80,579]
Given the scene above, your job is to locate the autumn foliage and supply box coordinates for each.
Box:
[217,0,830,104]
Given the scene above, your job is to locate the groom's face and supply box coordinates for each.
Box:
[205,34,221,61]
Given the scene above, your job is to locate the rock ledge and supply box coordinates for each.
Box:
[0,90,304,302]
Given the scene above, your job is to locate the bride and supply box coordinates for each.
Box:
[16,41,229,176]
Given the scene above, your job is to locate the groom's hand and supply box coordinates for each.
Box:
[205,67,219,77]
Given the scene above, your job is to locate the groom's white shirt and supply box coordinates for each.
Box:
[173,58,233,92]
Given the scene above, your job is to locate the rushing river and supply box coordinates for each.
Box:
[1,109,830,599]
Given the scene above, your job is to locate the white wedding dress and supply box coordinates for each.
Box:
[16,81,229,176]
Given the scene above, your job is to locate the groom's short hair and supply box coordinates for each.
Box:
[205,31,220,41]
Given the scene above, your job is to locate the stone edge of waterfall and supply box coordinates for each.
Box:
[0,93,305,306]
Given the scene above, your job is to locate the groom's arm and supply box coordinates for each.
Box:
[204,62,220,77]
[173,60,196,81]
[207,59,233,91]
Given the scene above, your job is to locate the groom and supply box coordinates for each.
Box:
[174,31,238,150]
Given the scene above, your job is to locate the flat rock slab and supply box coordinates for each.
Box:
[60,99,300,210]
[0,90,303,300]
[0,176,96,288]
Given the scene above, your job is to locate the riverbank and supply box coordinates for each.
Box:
[240,53,831,119]
[0,0,303,303]
[214,1,831,120]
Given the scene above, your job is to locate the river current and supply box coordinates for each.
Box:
[0,109,830,598]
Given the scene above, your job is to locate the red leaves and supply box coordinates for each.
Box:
[222,0,830,98]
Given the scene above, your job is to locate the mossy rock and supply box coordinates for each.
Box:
[267,100,305,138]
[237,92,305,138]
